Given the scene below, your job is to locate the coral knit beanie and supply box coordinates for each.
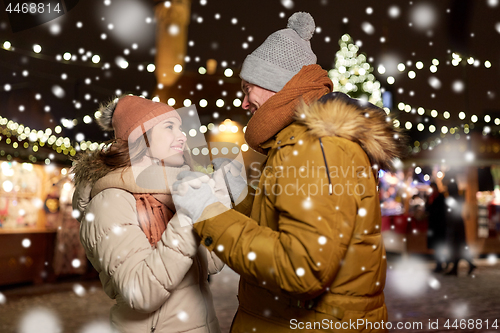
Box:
[96,95,181,142]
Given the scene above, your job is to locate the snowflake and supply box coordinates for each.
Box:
[361,22,375,35]
[18,308,62,332]
[410,3,437,30]
[281,0,294,9]
[388,6,400,18]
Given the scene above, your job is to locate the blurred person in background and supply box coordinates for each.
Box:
[425,182,448,273]
[443,176,476,276]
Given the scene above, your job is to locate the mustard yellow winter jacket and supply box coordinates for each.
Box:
[194,93,404,332]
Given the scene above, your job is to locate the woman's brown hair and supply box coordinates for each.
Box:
[98,134,149,171]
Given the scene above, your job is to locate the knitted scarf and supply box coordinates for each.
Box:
[244,64,333,155]
[133,193,176,247]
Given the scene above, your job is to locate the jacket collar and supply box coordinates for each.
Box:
[259,92,406,171]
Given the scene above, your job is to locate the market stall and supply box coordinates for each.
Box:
[381,132,500,255]
[0,159,86,285]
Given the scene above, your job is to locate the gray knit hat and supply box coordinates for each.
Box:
[240,12,317,92]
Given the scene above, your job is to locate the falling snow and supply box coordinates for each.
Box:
[361,22,375,35]
[0,5,499,331]
[389,257,429,296]
[79,320,115,333]
[451,303,469,318]
[73,283,86,296]
[388,5,400,18]
[51,85,65,98]
[488,0,499,7]
[281,0,294,9]
[22,238,31,248]
[18,308,62,333]
[428,277,441,290]
[410,3,438,30]
[177,311,189,322]
[452,80,465,93]
[72,259,82,268]
[428,76,442,89]
[378,53,401,76]
[487,254,498,265]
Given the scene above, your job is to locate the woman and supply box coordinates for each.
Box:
[71,95,223,333]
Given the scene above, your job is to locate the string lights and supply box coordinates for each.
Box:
[2,39,243,134]
[0,113,251,164]
[1,35,497,166]
[376,51,494,85]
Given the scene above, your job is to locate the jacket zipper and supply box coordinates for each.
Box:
[150,305,162,333]
[319,138,333,195]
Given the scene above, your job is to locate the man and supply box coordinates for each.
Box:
[173,12,406,332]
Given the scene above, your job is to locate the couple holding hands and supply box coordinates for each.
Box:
[72,12,405,333]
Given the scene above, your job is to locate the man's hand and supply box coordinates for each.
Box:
[212,158,248,205]
[172,171,219,225]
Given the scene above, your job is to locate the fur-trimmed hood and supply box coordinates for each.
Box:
[71,144,193,190]
[295,91,406,171]
[71,149,116,188]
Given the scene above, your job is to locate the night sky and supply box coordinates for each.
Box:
[1,0,500,150]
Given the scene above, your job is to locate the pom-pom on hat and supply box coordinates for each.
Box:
[239,12,317,92]
[96,95,181,142]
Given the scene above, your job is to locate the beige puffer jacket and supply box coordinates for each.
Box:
[73,163,224,333]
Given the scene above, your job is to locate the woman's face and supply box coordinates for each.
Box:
[147,117,187,166]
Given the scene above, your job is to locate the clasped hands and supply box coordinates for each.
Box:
[172,158,247,226]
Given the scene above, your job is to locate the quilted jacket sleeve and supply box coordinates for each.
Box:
[205,248,225,275]
[80,188,197,313]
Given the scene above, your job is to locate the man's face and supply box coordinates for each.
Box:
[241,80,276,115]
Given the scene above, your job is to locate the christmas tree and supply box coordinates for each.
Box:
[328,34,383,107]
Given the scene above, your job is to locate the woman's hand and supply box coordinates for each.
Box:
[172,171,220,224]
